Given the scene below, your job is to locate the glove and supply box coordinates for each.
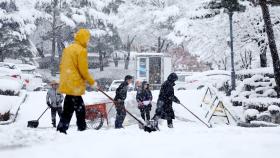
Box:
[91,82,99,91]
[47,102,51,107]
[138,102,144,108]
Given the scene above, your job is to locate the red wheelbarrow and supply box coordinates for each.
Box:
[85,102,110,130]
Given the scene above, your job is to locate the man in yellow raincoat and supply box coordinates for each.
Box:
[57,28,96,134]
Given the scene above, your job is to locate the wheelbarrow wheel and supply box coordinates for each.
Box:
[86,110,104,130]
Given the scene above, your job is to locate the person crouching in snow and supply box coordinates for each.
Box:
[152,73,180,128]
[57,28,97,134]
[136,81,153,122]
[114,75,133,129]
[46,80,64,127]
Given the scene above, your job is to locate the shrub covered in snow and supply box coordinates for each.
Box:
[244,109,259,123]
[232,68,280,124]
[0,99,12,121]
[268,105,280,115]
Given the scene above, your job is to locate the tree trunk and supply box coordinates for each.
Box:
[51,0,58,77]
[0,51,4,62]
[157,36,165,53]
[124,35,135,70]
[260,45,267,67]
[124,48,130,70]
[57,35,62,69]
[99,50,104,71]
[260,0,280,97]
[113,54,118,67]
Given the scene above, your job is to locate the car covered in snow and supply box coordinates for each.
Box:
[174,72,197,90]
[0,62,44,91]
[108,80,134,91]
[0,76,23,96]
[175,70,231,90]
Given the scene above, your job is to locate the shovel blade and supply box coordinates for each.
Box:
[138,120,159,133]
[144,126,157,133]
[27,120,39,128]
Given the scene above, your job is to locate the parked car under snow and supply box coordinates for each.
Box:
[174,70,231,91]
[0,62,44,91]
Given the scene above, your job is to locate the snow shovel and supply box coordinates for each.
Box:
[27,107,50,128]
[98,89,157,133]
[179,103,212,128]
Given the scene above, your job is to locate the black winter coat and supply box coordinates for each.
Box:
[136,89,153,103]
[114,81,129,102]
[156,80,180,120]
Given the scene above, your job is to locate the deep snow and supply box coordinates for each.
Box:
[1,89,280,158]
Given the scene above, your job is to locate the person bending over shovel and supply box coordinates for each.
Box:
[152,73,180,128]
[114,75,133,129]
[57,28,97,134]
[46,80,64,127]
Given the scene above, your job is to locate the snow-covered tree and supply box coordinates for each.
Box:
[0,0,39,62]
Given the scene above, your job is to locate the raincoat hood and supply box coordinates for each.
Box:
[74,29,91,48]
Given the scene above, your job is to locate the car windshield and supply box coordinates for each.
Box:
[177,75,186,82]
[113,81,123,84]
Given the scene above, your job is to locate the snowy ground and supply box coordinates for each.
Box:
[1,88,280,158]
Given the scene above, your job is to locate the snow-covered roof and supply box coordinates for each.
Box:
[135,52,168,57]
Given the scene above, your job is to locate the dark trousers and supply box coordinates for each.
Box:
[115,102,126,128]
[167,119,173,125]
[51,107,62,126]
[139,105,151,121]
[57,95,86,132]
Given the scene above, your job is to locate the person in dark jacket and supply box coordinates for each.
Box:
[136,81,153,121]
[114,75,133,129]
[153,73,180,128]
[46,80,64,127]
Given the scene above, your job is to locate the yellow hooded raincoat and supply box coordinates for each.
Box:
[59,29,95,96]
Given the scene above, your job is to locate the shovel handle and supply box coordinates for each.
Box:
[37,107,50,121]
[98,89,145,126]
[179,103,212,128]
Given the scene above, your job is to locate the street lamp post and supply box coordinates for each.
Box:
[222,0,245,91]
[228,11,236,90]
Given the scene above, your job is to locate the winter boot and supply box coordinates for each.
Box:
[52,120,56,128]
[150,117,159,131]
[167,119,173,128]
[168,123,173,128]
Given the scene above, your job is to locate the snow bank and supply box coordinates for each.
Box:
[1,123,280,158]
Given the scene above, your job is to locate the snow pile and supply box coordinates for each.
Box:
[0,125,59,149]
